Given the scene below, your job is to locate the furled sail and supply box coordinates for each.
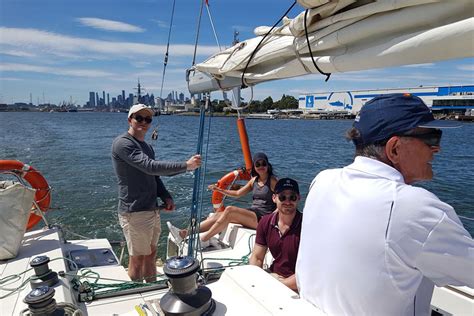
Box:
[187,0,473,94]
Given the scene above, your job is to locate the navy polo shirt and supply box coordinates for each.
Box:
[255,210,302,277]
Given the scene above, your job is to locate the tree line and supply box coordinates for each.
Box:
[210,94,298,113]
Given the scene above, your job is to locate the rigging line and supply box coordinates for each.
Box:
[304,9,331,81]
[197,102,213,220]
[192,0,206,66]
[159,0,177,99]
[152,0,176,141]
[188,94,209,257]
[205,2,221,51]
[195,99,214,259]
[240,0,297,88]
[458,215,474,221]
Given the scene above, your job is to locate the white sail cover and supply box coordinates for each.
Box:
[192,0,473,88]
[0,181,35,260]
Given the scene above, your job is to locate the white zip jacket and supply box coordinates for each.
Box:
[296,156,474,315]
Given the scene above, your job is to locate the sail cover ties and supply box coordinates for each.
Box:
[304,9,331,82]
[240,1,298,88]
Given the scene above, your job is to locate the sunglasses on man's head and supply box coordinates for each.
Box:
[399,129,442,147]
[255,160,267,168]
[278,193,298,202]
[134,115,153,124]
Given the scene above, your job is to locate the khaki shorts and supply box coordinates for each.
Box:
[118,210,161,256]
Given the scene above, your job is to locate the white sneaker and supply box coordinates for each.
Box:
[209,238,220,248]
[199,239,210,249]
[167,221,183,244]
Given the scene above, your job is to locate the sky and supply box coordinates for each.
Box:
[0,0,473,106]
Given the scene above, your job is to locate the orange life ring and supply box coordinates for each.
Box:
[211,168,251,212]
[0,160,51,230]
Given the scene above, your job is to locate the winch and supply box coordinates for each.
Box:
[160,256,215,316]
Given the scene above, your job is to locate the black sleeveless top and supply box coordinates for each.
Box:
[249,177,276,220]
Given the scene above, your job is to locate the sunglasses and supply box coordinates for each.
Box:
[398,129,442,147]
[134,115,153,124]
[255,161,267,168]
[278,193,298,202]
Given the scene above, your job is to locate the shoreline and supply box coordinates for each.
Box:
[1,109,472,122]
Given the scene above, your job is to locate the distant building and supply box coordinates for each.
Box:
[89,92,96,107]
[299,85,474,115]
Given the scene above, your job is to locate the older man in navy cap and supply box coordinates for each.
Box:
[296,94,473,315]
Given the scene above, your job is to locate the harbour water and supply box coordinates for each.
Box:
[1,112,473,259]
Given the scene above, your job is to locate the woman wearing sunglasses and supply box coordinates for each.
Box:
[168,152,277,248]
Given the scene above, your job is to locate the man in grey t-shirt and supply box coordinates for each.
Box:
[111,104,201,282]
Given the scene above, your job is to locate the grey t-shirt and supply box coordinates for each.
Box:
[111,132,187,213]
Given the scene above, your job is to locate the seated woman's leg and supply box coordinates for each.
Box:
[199,212,221,232]
[201,206,257,242]
[177,212,221,239]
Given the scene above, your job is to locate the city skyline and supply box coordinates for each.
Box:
[1,0,473,105]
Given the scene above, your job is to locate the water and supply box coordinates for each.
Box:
[1,112,473,259]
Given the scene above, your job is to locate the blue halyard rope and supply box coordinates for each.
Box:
[188,95,208,257]
[194,103,213,258]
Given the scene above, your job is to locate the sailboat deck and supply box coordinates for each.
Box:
[1,227,325,315]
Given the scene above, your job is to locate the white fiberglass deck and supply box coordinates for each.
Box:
[1,227,323,315]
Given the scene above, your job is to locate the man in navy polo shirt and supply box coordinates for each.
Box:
[250,178,301,291]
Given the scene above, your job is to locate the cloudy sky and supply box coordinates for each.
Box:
[0,0,473,105]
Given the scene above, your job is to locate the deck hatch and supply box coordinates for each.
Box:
[68,248,118,269]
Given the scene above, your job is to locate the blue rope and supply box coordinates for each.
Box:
[188,96,208,257]
[194,103,213,258]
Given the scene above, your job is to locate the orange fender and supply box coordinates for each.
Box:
[0,160,51,230]
[211,168,251,212]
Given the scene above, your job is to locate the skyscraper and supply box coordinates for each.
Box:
[89,92,96,107]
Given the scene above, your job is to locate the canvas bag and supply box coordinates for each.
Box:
[0,181,36,260]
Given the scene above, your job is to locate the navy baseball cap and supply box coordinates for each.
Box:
[274,178,299,194]
[252,152,269,164]
[353,93,461,145]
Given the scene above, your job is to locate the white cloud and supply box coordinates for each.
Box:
[1,77,22,81]
[0,28,219,59]
[457,64,474,71]
[402,63,434,68]
[0,50,36,57]
[131,61,152,68]
[77,18,145,33]
[0,63,115,77]
[151,19,168,29]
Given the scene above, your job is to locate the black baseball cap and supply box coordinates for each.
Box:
[274,178,299,194]
[353,93,461,145]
